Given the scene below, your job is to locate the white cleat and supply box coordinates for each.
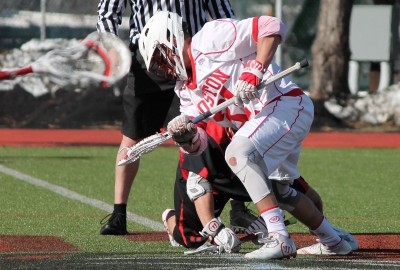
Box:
[297,238,352,255]
[161,209,181,247]
[332,226,359,251]
[244,232,297,260]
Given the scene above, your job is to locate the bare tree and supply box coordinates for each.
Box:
[310,0,354,104]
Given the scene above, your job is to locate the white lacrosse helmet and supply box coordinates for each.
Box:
[139,11,187,81]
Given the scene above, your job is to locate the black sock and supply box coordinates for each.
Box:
[114,204,127,216]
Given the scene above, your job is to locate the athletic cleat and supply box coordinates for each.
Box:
[332,226,359,251]
[229,201,258,234]
[100,212,128,235]
[245,216,298,245]
[161,209,181,247]
[244,232,297,260]
[297,238,352,255]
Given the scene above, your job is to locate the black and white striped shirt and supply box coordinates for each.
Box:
[97,0,235,51]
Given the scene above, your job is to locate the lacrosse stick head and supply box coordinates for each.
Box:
[138,11,187,81]
[82,31,132,87]
[32,31,131,88]
[118,132,172,166]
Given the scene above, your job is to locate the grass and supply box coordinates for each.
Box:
[297,148,400,233]
[0,146,399,254]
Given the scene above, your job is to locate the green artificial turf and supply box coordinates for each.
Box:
[1,146,399,253]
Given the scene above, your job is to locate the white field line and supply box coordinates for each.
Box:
[83,256,400,269]
[0,164,164,232]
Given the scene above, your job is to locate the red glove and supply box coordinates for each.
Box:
[234,60,266,106]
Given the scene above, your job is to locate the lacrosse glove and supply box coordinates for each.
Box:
[200,218,241,253]
[234,59,266,106]
[167,114,200,153]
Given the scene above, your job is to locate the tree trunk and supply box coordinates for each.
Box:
[309,0,354,103]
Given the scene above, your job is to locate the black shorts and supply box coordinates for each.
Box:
[121,54,180,140]
[171,136,251,248]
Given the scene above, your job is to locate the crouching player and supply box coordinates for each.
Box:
[162,122,249,253]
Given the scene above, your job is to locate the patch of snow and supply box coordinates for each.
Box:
[324,83,400,126]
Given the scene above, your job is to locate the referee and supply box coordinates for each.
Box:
[96,0,256,235]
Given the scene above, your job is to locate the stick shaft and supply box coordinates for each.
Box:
[0,66,33,80]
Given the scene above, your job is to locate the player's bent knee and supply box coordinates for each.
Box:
[228,156,237,167]
[186,172,212,201]
[225,136,273,203]
[225,136,255,173]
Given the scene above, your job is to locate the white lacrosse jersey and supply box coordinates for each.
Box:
[175,17,300,130]
[175,16,315,179]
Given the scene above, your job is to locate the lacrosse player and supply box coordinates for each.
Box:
[162,122,358,254]
[138,11,355,259]
[162,121,250,253]
[97,0,257,235]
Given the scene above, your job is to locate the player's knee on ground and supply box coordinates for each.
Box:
[172,228,207,249]
[272,181,301,211]
[225,136,272,203]
[186,172,212,201]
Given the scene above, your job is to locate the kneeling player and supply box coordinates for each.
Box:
[163,122,248,253]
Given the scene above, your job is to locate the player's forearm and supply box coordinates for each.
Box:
[193,192,215,226]
[255,36,281,69]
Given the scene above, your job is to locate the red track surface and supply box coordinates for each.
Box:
[0,129,400,147]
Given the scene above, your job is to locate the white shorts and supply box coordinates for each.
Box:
[234,93,314,180]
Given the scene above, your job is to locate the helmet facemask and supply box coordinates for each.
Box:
[139,11,188,81]
[148,42,185,81]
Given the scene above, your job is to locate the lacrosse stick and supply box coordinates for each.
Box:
[118,59,309,166]
[0,31,131,88]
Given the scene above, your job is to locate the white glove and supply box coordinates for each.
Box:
[214,227,241,253]
[167,114,198,146]
[200,218,241,253]
[234,59,265,106]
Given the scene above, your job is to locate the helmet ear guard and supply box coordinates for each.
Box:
[139,11,188,81]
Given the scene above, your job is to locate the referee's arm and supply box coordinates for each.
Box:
[97,0,126,36]
[206,0,235,19]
